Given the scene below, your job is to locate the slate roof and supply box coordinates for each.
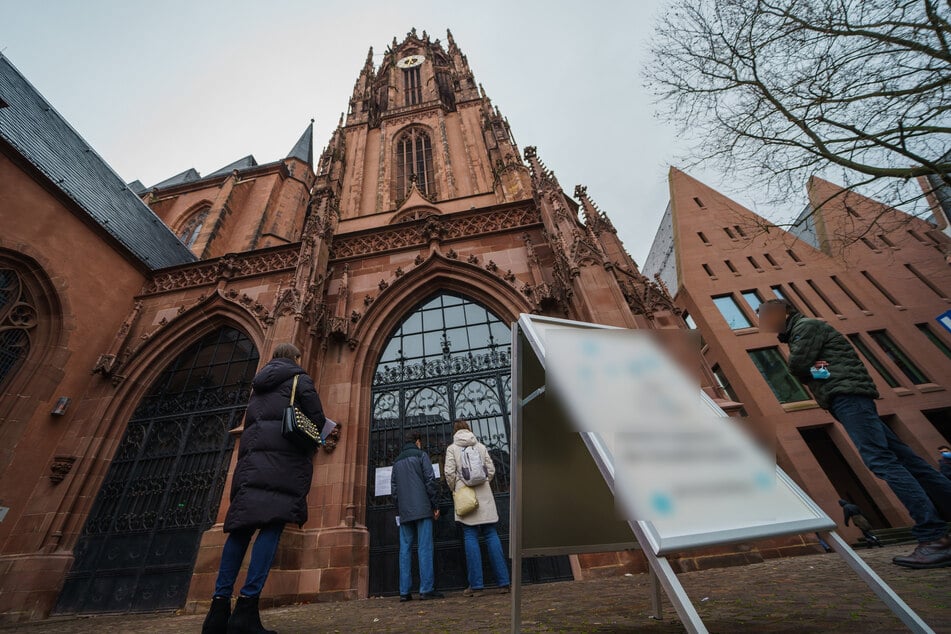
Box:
[286,120,314,166]
[152,167,201,189]
[206,154,257,178]
[0,54,196,270]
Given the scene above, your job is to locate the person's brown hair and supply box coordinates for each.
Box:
[453,420,471,433]
[272,343,302,362]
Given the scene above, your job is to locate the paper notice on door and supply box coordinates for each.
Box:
[374,466,393,496]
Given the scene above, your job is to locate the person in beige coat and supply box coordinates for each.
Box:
[444,420,511,597]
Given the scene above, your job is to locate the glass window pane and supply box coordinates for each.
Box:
[683,312,697,329]
[917,324,951,360]
[423,330,443,357]
[401,311,422,334]
[713,295,752,329]
[847,334,900,388]
[741,290,762,313]
[422,308,443,331]
[467,324,491,349]
[443,305,466,328]
[748,348,810,403]
[401,334,423,359]
[869,331,928,384]
[464,303,487,325]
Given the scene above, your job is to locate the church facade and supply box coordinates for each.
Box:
[0,30,816,623]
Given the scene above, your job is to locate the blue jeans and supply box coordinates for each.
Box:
[399,517,434,595]
[214,523,285,598]
[830,395,951,542]
[461,523,510,590]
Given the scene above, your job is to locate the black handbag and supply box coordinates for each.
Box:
[282,375,322,452]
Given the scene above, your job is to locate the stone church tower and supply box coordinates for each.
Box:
[0,30,731,621]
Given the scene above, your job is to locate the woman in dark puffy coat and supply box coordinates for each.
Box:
[202,343,325,634]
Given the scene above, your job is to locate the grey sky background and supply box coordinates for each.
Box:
[1,0,779,265]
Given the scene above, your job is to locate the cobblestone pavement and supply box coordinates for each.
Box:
[4,544,949,633]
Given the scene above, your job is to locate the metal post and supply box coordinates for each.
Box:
[649,566,663,620]
[821,531,934,634]
[510,326,524,634]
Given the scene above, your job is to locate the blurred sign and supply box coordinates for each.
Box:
[937,309,951,334]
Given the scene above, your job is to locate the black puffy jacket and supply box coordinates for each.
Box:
[781,312,879,410]
[223,357,325,532]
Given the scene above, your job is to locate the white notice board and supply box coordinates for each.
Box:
[517,314,834,556]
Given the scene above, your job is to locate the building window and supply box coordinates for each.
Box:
[682,311,697,329]
[861,270,900,306]
[702,263,716,278]
[916,323,951,360]
[786,281,819,316]
[693,197,705,208]
[905,263,948,299]
[806,279,841,315]
[712,294,752,329]
[847,334,900,388]
[868,330,929,384]
[747,256,761,271]
[723,227,736,239]
[711,363,740,402]
[395,127,435,200]
[741,290,762,313]
[725,259,738,274]
[748,347,811,403]
[830,275,867,311]
[697,232,710,245]
[403,66,422,106]
[763,253,779,268]
[860,237,880,253]
[178,208,209,249]
[786,249,802,263]
[0,268,37,388]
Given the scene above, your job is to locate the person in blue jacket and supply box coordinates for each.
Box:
[391,430,444,602]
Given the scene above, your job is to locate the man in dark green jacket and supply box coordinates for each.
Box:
[758,299,951,568]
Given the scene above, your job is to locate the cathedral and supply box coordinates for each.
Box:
[0,29,763,622]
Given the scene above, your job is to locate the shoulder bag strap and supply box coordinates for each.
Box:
[290,374,299,406]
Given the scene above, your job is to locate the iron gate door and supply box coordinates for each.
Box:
[55,327,259,614]
[367,293,572,595]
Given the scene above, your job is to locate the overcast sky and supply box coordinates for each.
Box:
[1,0,778,264]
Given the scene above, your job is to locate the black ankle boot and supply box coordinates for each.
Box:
[226,596,276,634]
[201,596,231,634]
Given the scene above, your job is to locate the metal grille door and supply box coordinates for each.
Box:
[366,293,572,595]
[55,327,259,614]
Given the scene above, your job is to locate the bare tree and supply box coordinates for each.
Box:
[645,0,951,246]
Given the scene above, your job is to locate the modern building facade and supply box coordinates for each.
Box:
[643,168,951,541]
[1,30,756,623]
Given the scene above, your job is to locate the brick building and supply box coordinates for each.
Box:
[643,168,951,541]
[0,29,746,623]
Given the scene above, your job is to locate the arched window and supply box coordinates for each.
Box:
[0,268,37,388]
[56,326,260,614]
[394,128,435,201]
[178,208,209,249]
[366,292,572,594]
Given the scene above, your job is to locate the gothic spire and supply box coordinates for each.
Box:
[286,119,314,167]
[574,185,616,234]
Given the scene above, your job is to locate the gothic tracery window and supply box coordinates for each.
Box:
[395,128,435,201]
[178,208,209,249]
[0,268,37,387]
[403,66,422,106]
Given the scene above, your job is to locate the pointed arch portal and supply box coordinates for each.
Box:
[55,327,260,615]
[366,292,571,595]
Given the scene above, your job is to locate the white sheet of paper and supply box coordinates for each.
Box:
[432,462,441,479]
[374,466,392,497]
